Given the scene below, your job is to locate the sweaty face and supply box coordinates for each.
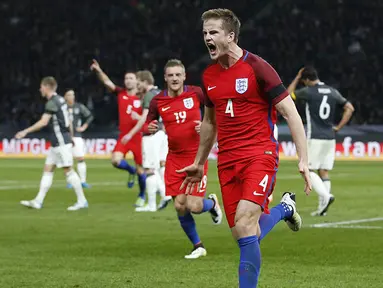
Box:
[203,18,232,60]
[164,66,186,93]
[136,79,147,94]
[124,73,137,90]
[64,90,75,105]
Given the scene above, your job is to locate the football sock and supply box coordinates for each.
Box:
[77,161,87,183]
[35,172,53,204]
[258,203,293,241]
[137,173,147,200]
[117,159,136,175]
[238,235,261,288]
[310,172,330,198]
[157,172,166,199]
[322,178,331,194]
[146,174,158,210]
[66,170,87,204]
[159,166,165,183]
[178,212,201,246]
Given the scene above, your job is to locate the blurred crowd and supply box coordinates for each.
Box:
[1,0,382,129]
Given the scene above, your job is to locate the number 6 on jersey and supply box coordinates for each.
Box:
[225,99,234,117]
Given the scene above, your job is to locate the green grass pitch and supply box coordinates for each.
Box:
[0,158,382,287]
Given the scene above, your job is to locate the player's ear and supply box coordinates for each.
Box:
[227,31,235,43]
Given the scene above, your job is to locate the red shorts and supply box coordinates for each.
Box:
[218,155,278,228]
[113,133,142,165]
[165,155,208,197]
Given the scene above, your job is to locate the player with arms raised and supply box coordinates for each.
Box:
[90,60,146,206]
[288,67,354,216]
[178,9,311,286]
[146,59,223,259]
[17,77,88,211]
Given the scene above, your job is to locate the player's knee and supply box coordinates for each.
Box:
[136,166,144,175]
[186,198,203,213]
[160,160,166,167]
[319,169,329,179]
[111,159,119,167]
[44,164,55,173]
[234,209,260,236]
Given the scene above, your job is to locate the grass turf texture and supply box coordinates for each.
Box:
[0,159,382,288]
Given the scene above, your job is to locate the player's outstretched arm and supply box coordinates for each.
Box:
[276,96,312,195]
[334,102,354,132]
[90,59,116,92]
[15,113,52,139]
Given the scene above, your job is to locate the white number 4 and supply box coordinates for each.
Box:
[259,174,269,192]
[225,99,234,117]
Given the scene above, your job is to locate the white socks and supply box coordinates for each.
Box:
[35,172,54,204]
[77,161,87,183]
[146,173,160,210]
[310,172,330,200]
[66,170,87,204]
[322,179,331,194]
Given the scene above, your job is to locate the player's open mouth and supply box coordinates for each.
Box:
[207,43,217,55]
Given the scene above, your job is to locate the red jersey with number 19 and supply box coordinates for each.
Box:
[114,86,142,133]
[202,50,289,168]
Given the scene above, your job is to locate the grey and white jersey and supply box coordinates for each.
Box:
[44,94,72,147]
[294,82,347,140]
[68,103,93,137]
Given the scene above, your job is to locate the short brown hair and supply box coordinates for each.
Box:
[164,59,185,73]
[201,9,241,42]
[41,76,58,90]
[136,70,154,85]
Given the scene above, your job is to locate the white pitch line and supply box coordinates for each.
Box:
[310,217,383,228]
[309,225,383,230]
[0,181,126,190]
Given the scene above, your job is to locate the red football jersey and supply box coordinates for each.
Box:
[202,50,289,168]
[146,85,203,156]
[115,86,142,133]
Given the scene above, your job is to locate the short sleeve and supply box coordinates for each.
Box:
[333,89,347,106]
[44,100,58,114]
[146,96,159,123]
[292,87,309,101]
[143,92,153,109]
[247,55,289,105]
[114,86,124,93]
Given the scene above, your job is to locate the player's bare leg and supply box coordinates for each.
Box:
[318,169,335,215]
[234,194,299,287]
[67,157,90,189]
[173,194,206,259]
[186,195,222,225]
[64,166,88,211]
[310,169,333,216]
[20,164,56,209]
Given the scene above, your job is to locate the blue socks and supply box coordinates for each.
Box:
[178,212,201,246]
[137,173,147,200]
[238,236,261,288]
[116,160,136,174]
[193,198,215,214]
[258,203,293,241]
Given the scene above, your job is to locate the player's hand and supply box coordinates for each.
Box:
[333,126,340,132]
[148,120,159,134]
[90,59,101,72]
[121,133,132,145]
[176,163,204,194]
[76,126,86,133]
[15,130,27,139]
[131,111,142,121]
[194,120,202,134]
[296,67,305,79]
[298,160,312,195]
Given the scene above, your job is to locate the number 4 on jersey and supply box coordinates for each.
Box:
[225,99,234,117]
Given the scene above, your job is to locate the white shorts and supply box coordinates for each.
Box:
[72,137,86,158]
[142,130,169,169]
[308,139,336,170]
[45,143,73,168]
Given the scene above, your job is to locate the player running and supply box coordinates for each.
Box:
[17,77,88,211]
[288,66,354,216]
[64,89,94,188]
[145,59,223,259]
[177,9,311,287]
[90,60,146,206]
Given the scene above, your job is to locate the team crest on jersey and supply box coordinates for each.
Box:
[133,100,141,108]
[74,108,80,114]
[235,78,248,94]
[183,98,194,109]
